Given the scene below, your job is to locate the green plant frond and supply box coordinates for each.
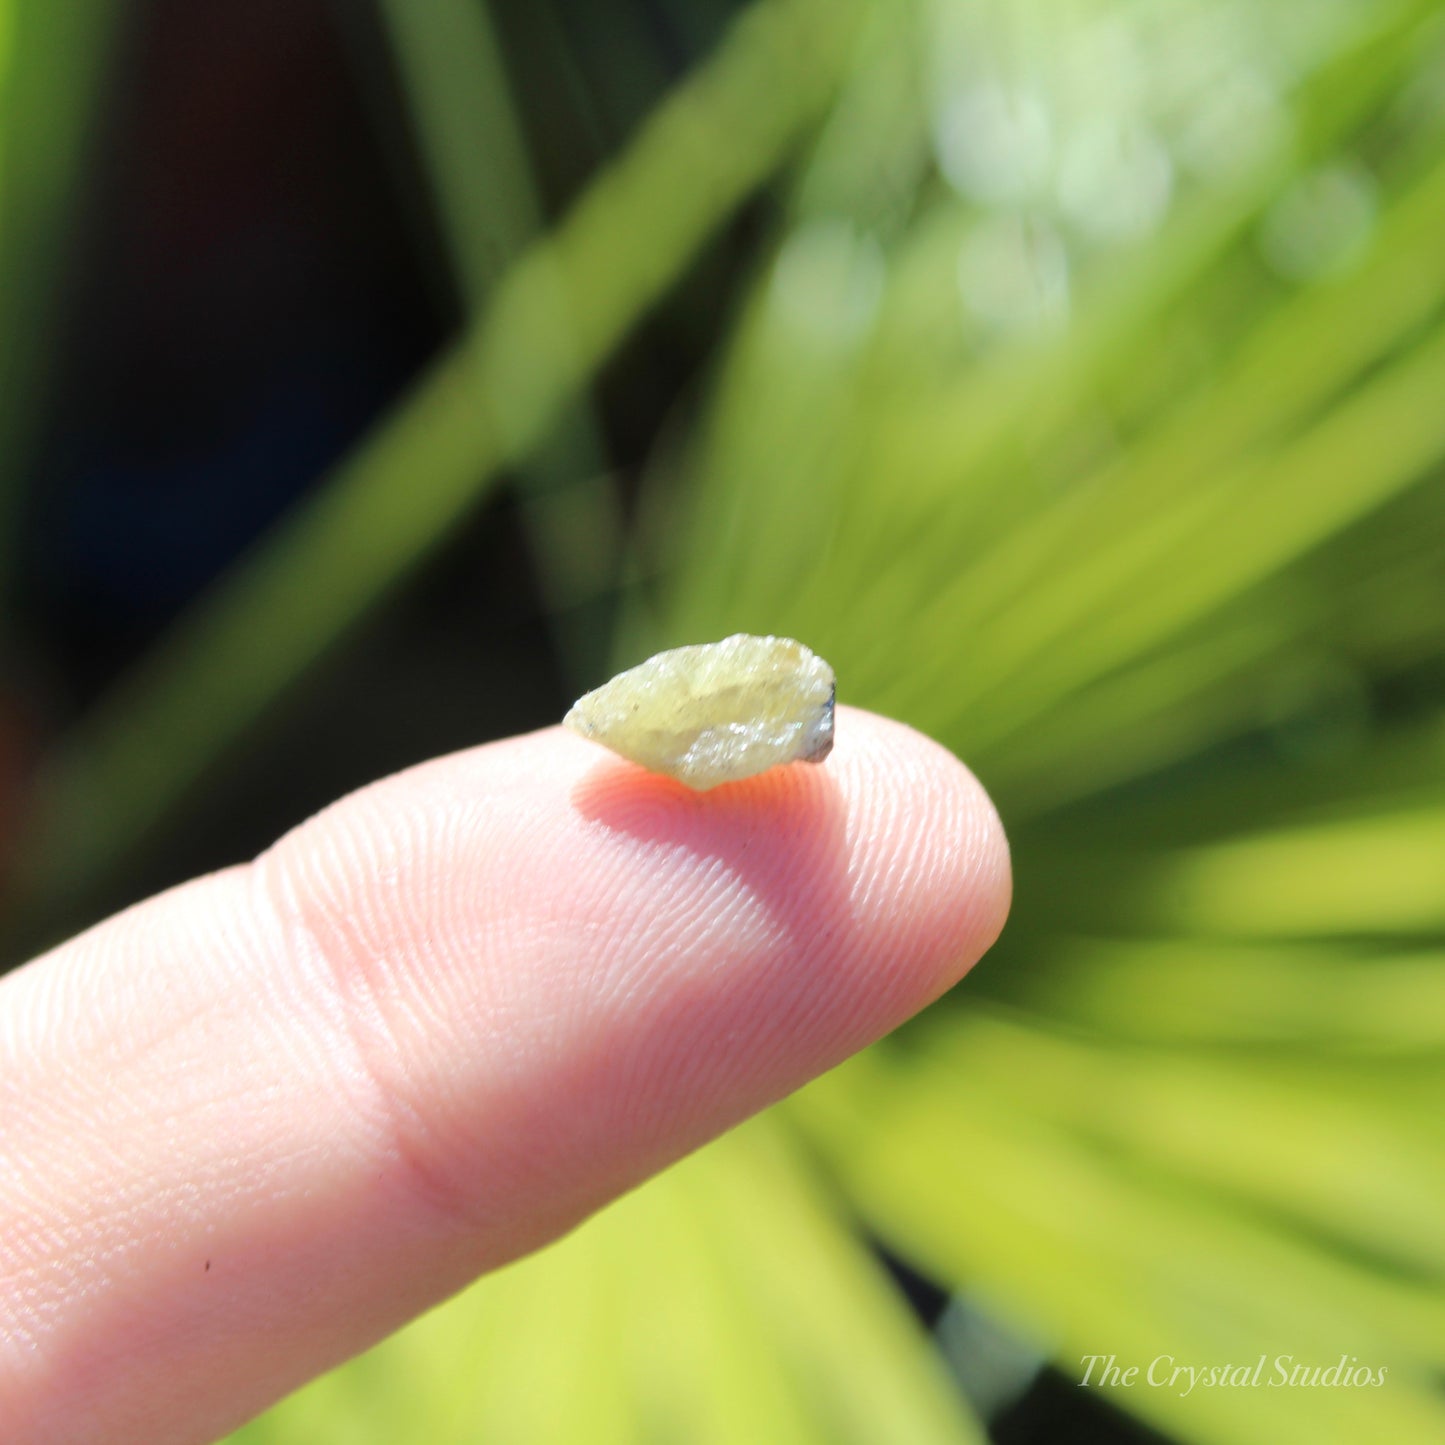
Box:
[889,132,1445,696]
[968,613,1310,817]
[814,0,1443,563]
[1006,934,1445,1053]
[906,1011,1445,1283]
[379,0,540,314]
[640,5,1445,751]
[1019,708,1445,851]
[951,320,1445,757]
[230,1117,986,1445]
[794,1048,1445,1445]
[379,0,620,680]
[1027,801,1445,939]
[0,0,121,588]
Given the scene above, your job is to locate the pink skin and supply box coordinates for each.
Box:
[0,707,1010,1444]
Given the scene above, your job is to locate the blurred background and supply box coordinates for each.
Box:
[3,0,1445,1440]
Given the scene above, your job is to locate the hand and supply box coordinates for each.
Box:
[0,707,1010,1444]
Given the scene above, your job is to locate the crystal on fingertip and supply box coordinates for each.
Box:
[563,634,835,790]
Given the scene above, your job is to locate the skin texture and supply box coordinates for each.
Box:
[0,707,1011,1444]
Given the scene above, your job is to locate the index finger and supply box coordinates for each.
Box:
[0,706,1010,1444]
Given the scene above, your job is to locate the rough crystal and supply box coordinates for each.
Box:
[563,634,835,790]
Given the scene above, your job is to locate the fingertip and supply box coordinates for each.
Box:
[541,702,1011,1093]
[753,705,1010,1060]
[257,705,1011,1209]
[0,706,1013,1442]
[827,706,1012,994]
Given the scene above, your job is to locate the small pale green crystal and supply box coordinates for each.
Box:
[563,634,835,790]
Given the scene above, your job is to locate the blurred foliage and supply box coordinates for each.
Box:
[18,0,858,919]
[8,0,1445,1440]
[0,0,118,580]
